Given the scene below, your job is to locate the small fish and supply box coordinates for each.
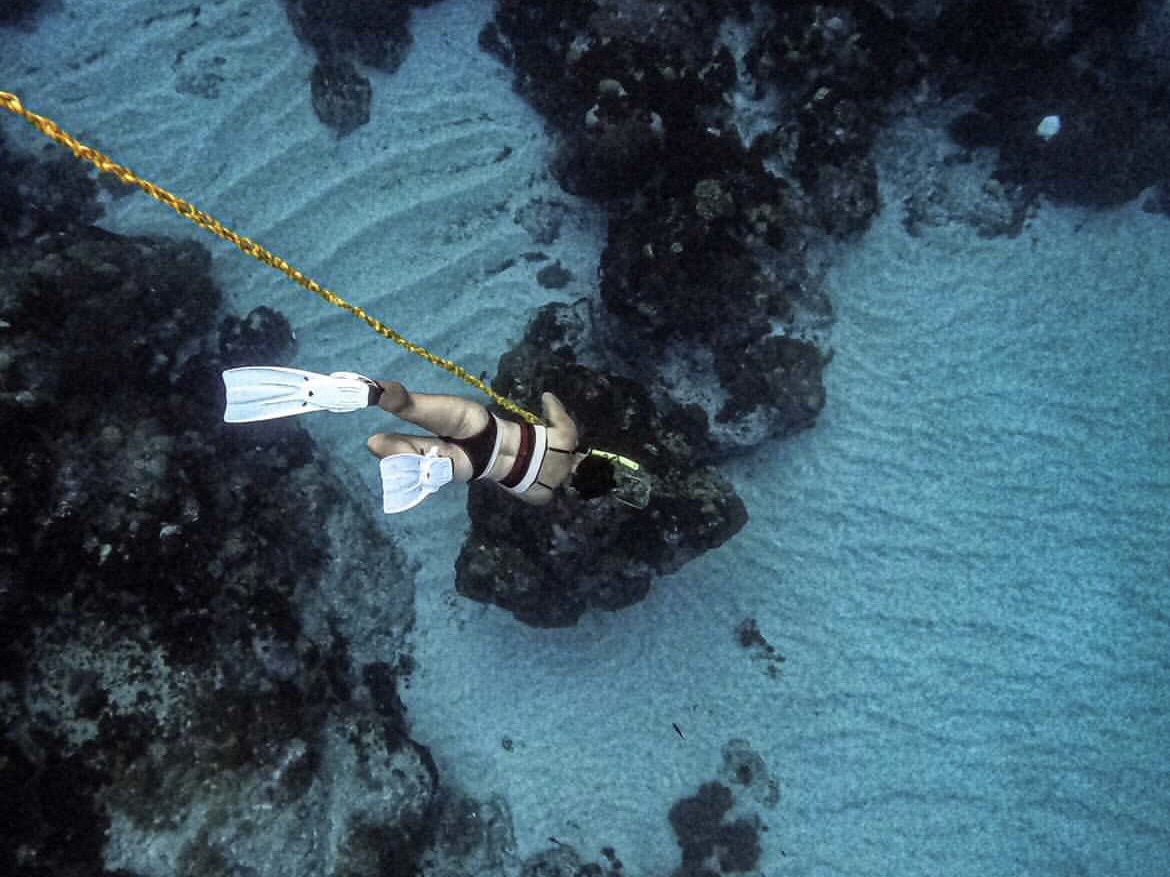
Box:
[672,722,685,739]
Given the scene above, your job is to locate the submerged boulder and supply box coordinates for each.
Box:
[486,0,833,450]
[455,301,747,627]
[283,0,415,72]
[0,135,429,877]
[0,0,43,26]
[310,58,373,137]
[282,0,444,134]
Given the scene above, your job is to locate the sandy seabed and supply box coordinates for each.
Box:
[2,1,1168,874]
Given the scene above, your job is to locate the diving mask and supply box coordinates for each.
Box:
[584,448,653,509]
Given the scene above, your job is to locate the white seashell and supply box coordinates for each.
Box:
[1036,115,1061,141]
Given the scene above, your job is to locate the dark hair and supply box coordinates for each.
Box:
[570,454,616,499]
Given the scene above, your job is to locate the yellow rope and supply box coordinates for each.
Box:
[0,90,542,425]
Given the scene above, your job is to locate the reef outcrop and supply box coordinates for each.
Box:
[282,0,443,135]
[485,0,837,450]
[0,0,42,27]
[460,0,1170,627]
[456,300,748,627]
[936,0,1170,207]
[0,133,431,877]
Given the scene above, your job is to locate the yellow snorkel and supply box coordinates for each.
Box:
[582,448,653,509]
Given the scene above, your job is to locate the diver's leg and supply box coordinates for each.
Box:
[373,380,490,439]
[367,432,427,459]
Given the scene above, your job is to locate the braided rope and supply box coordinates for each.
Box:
[0,90,541,424]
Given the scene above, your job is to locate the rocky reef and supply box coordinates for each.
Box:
[456,300,748,627]
[0,0,43,27]
[479,738,778,877]
[452,1,857,623]
[282,0,443,135]
[454,0,1170,627]
[8,0,1169,870]
[0,132,432,877]
[937,0,1170,207]
[484,0,837,449]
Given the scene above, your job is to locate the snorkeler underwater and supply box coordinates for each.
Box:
[2,2,1169,876]
[221,365,654,512]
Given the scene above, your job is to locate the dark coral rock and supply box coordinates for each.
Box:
[427,788,517,869]
[478,3,591,126]
[935,0,1165,206]
[669,781,762,875]
[712,818,762,872]
[717,331,826,431]
[489,0,739,199]
[0,231,297,870]
[929,0,1142,79]
[362,660,411,737]
[599,160,828,437]
[488,1,832,446]
[0,130,101,247]
[520,844,590,877]
[749,2,912,101]
[746,2,915,236]
[284,0,415,71]
[0,233,309,661]
[669,781,733,869]
[0,0,42,26]
[488,0,733,131]
[329,721,439,877]
[554,104,667,199]
[454,302,746,627]
[219,304,296,367]
[0,742,113,877]
[805,155,879,238]
[948,71,1170,207]
[536,261,573,290]
[517,841,623,877]
[0,139,427,873]
[796,92,877,167]
[0,231,321,667]
[599,162,791,341]
[336,820,422,877]
[310,58,373,136]
[1142,182,1170,219]
[283,0,443,133]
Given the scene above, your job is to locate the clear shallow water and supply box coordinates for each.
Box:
[721,191,1170,874]
[2,1,1168,874]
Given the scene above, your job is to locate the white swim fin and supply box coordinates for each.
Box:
[380,448,454,514]
[222,366,380,423]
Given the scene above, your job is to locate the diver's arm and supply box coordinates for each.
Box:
[541,392,579,449]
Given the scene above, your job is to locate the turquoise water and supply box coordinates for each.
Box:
[722,190,1170,874]
[2,1,1168,875]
